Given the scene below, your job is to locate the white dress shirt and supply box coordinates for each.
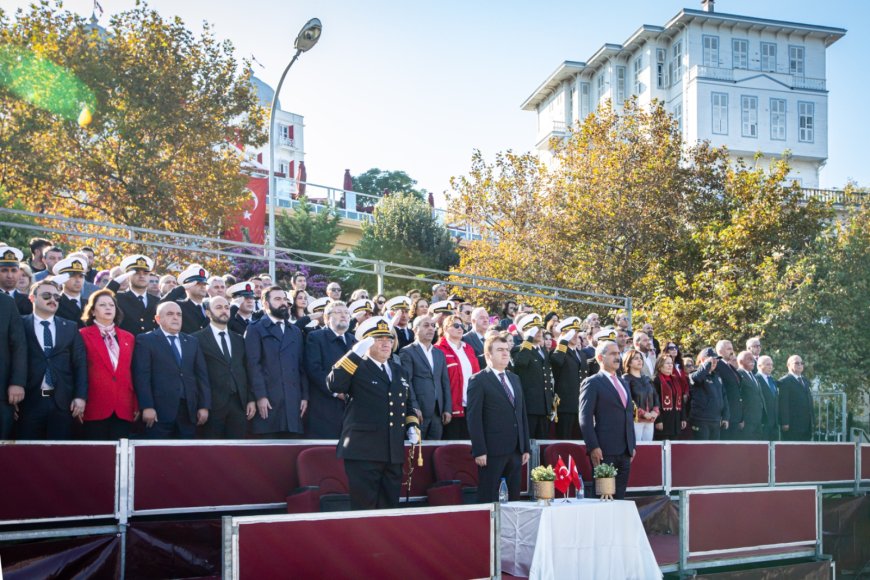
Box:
[210,324,231,356]
[449,340,473,407]
[415,341,435,370]
[33,313,56,391]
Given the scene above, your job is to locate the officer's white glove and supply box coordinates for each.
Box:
[523,326,540,341]
[407,425,420,444]
[561,329,576,343]
[113,271,133,285]
[352,337,374,357]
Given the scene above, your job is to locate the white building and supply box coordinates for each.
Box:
[521,1,845,188]
[248,74,305,200]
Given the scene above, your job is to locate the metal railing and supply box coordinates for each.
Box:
[688,65,826,91]
[813,391,847,442]
[0,206,629,315]
[799,187,866,207]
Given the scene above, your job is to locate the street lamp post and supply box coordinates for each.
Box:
[267,18,322,280]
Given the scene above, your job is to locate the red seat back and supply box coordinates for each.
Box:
[432,445,478,487]
[541,442,593,482]
[296,447,348,495]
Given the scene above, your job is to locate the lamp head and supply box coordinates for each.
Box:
[295,18,322,52]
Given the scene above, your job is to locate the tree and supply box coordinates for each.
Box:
[352,168,424,209]
[350,193,459,294]
[275,197,342,257]
[0,2,266,250]
[0,186,48,250]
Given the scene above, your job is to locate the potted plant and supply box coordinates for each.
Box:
[530,465,556,506]
[593,463,618,501]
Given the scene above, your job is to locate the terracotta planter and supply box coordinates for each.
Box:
[532,480,555,506]
[595,477,616,501]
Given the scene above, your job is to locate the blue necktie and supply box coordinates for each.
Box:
[168,335,182,366]
[41,320,54,387]
[766,376,777,395]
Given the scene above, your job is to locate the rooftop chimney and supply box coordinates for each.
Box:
[702,0,715,12]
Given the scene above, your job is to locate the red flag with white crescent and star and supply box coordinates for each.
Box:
[555,456,571,496]
[224,176,268,245]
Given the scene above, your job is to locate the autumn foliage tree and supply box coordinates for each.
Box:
[0,2,266,255]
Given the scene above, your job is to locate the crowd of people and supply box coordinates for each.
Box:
[0,238,817,446]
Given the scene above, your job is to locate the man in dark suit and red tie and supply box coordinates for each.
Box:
[579,340,637,500]
[467,331,531,503]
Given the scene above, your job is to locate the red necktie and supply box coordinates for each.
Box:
[610,374,627,407]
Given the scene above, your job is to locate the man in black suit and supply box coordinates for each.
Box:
[227,281,256,335]
[54,256,90,328]
[467,331,531,503]
[327,317,419,510]
[245,286,308,438]
[756,356,780,441]
[778,355,814,441]
[305,300,355,439]
[400,314,451,440]
[19,280,88,439]
[579,341,636,500]
[736,350,767,441]
[550,317,587,439]
[512,314,555,440]
[716,340,744,440]
[133,301,211,439]
[108,255,158,336]
[385,296,415,350]
[194,297,252,439]
[160,263,210,335]
[0,292,27,438]
[0,245,32,315]
[462,306,490,370]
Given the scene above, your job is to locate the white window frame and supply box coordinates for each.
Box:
[597,73,606,102]
[673,102,683,134]
[789,45,805,76]
[798,101,815,143]
[732,39,748,69]
[656,48,667,89]
[712,92,728,135]
[634,56,645,93]
[580,82,591,119]
[770,98,786,140]
[566,86,574,126]
[616,66,626,103]
[761,42,777,72]
[670,40,683,85]
[741,95,758,138]
[702,35,719,68]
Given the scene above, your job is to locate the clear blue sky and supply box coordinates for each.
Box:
[5,0,867,199]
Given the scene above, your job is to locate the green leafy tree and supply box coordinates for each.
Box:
[352,168,424,209]
[0,186,47,250]
[0,2,266,251]
[350,193,459,294]
[276,197,342,256]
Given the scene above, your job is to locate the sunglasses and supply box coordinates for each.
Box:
[449,322,464,329]
[666,345,678,350]
[39,293,61,300]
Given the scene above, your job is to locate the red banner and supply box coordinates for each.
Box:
[224,176,268,245]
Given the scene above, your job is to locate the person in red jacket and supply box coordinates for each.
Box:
[434,314,480,439]
[80,289,137,439]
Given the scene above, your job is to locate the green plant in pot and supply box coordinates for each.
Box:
[593,463,618,501]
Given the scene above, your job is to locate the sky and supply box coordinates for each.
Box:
[3,0,868,202]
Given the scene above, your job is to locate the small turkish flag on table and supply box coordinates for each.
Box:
[555,456,571,496]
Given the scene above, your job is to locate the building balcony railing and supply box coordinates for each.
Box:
[688,66,827,91]
[800,188,866,207]
[274,180,483,242]
[791,76,826,91]
[691,65,734,82]
[278,137,296,149]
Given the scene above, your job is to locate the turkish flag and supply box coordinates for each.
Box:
[225,176,268,245]
[555,456,570,496]
[568,455,583,490]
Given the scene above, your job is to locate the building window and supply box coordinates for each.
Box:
[567,86,574,126]
[789,45,805,76]
[580,82,591,118]
[741,95,758,138]
[670,39,683,85]
[761,42,777,72]
[673,102,683,134]
[770,98,786,140]
[634,56,645,93]
[597,73,606,101]
[702,35,719,67]
[732,39,748,69]
[712,92,728,135]
[656,49,667,89]
[616,66,626,103]
[798,101,815,142]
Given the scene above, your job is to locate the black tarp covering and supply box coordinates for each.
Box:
[0,534,120,579]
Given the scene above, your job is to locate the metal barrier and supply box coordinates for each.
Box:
[772,442,856,487]
[813,391,847,441]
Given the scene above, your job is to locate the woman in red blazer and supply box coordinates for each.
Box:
[435,314,480,439]
[80,289,137,440]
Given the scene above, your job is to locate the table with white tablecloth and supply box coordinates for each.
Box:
[499,499,662,579]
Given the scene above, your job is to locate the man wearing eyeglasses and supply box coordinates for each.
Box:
[19,280,88,439]
[325,283,342,302]
[778,355,814,441]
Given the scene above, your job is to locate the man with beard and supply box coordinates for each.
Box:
[305,301,356,439]
[245,286,308,438]
[108,255,158,336]
[194,296,253,438]
[327,317,418,509]
[160,264,211,335]
[227,281,256,335]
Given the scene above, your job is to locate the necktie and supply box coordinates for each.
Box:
[138,295,145,308]
[277,321,284,334]
[766,376,777,395]
[381,363,392,381]
[41,320,54,387]
[539,347,546,360]
[499,372,515,406]
[168,335,182,366]
[610,374,627,407]
[219,331,231,361]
